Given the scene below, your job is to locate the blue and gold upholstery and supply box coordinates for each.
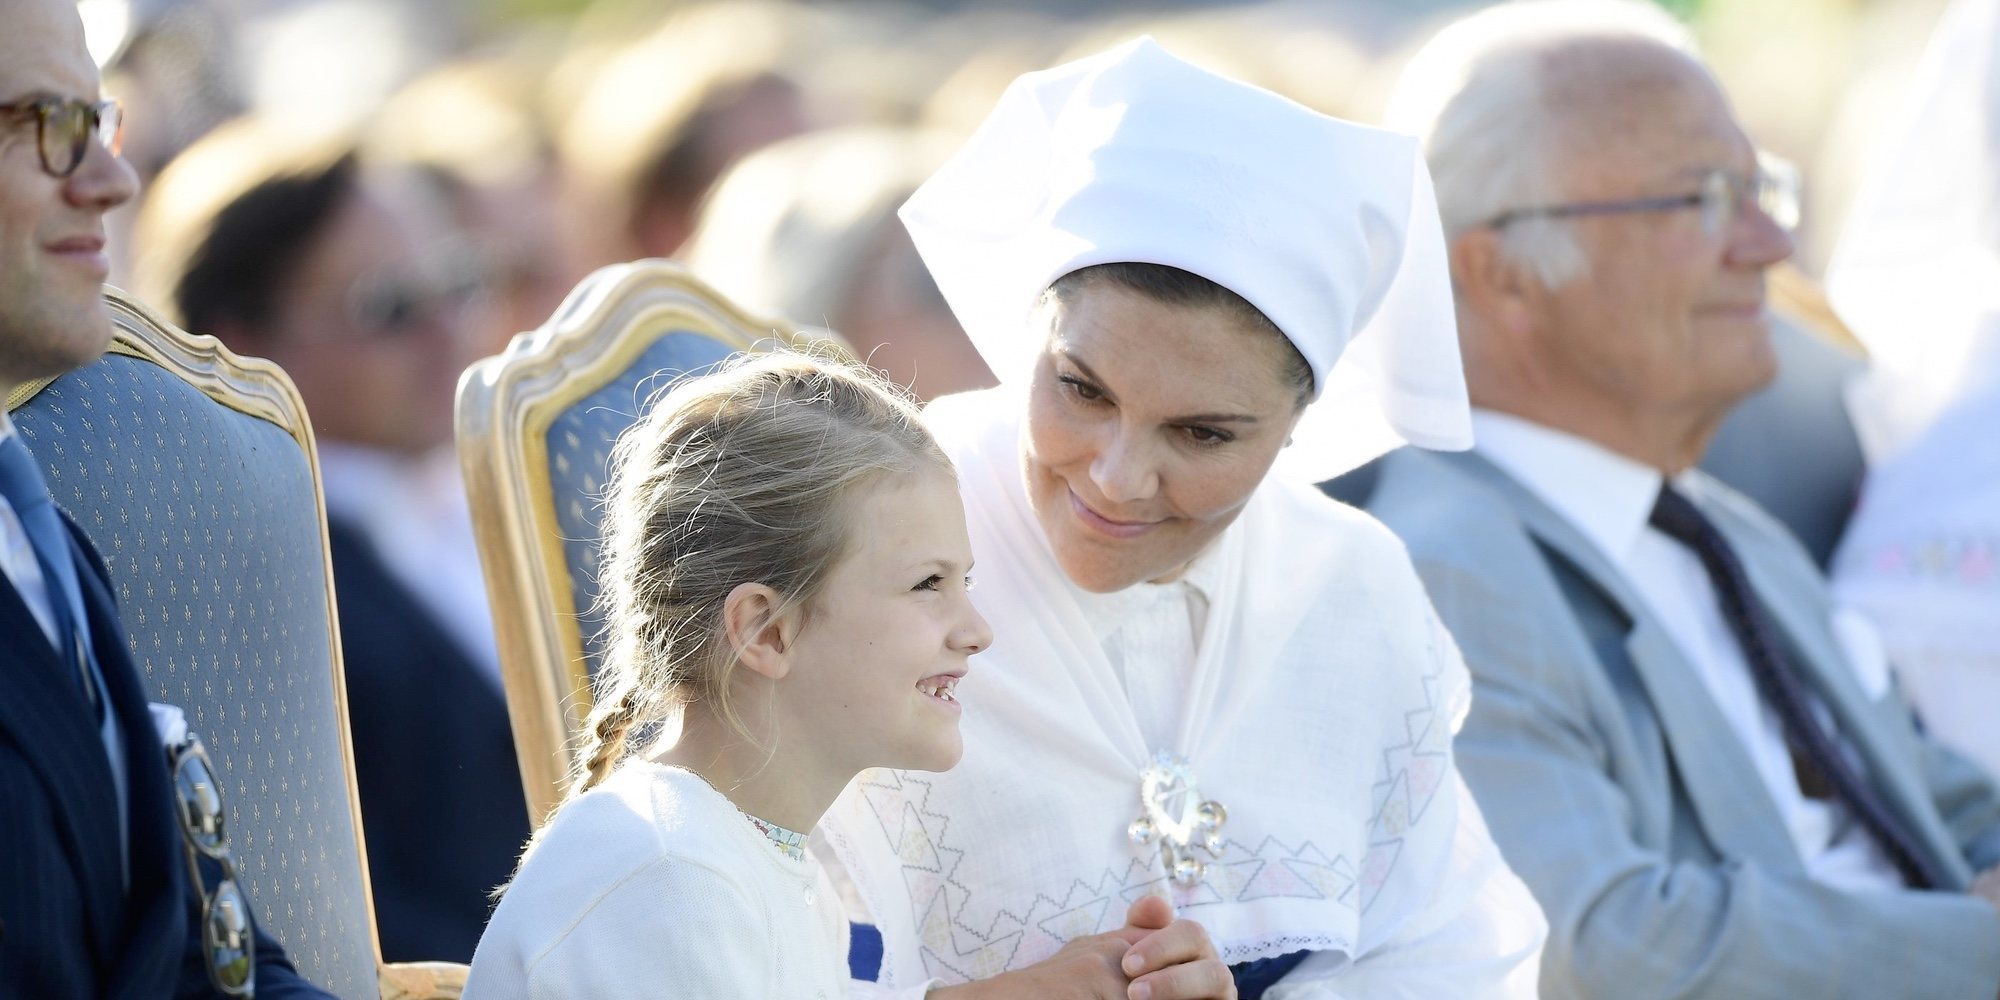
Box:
[5,289,464,1000]
[457,259,838,826]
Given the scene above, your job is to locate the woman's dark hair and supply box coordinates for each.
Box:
[174,152,363,335]
[1041,262,1313,407]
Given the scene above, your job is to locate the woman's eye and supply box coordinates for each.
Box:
[1058,374,1105,402]
[1182,425,1233,446]
[963,575,976,592]
[913,574,944,592]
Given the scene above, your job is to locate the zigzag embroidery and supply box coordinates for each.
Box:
[1358,647,1451,910]
[859,641,1456,981]
[860,772,1379,981]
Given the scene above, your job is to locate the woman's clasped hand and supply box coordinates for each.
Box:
[931,896,1237,1000]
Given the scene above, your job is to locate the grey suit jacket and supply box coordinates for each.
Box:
[1363,446,2000,999]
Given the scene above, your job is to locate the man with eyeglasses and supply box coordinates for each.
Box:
[1343,1,2000,997]
[0,1,331,996]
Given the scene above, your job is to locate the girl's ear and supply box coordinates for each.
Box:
[723,582,797,681]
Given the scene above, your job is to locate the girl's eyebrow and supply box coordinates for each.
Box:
[1056,350,1262,425]
[907,557,975,575]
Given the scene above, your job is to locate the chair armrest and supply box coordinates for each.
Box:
[380,961,470,999]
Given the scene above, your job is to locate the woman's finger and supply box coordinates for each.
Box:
[1127,958,1238,1000]
[1120,917,1219,978]
[1124,893,1176,932]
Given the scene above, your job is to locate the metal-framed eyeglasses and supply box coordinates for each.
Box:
[1486,155,1801,237]
[0,96,124,178]
[169,733,256,998]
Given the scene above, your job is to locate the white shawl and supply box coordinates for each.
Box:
[824,389,1543,995]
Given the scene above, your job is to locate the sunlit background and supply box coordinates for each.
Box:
[83,0,1952,300]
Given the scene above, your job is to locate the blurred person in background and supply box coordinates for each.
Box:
[1358,2,2000,996]
[1827,0,2000,782]
[370,49,581,359]
[0,0,330,994]
[133,119,531,965]
[551,0,826,269]
[683,126,993,401]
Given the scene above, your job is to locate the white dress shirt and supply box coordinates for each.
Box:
[0,412,64,647]
[1472,409,1904,892]
[0,412,130,885]
[317,442,502,690]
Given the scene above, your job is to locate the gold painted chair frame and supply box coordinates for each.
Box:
[457,259,835,827]
[7,288,465,999]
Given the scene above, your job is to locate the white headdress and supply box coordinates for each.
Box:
[899,37,1470,482]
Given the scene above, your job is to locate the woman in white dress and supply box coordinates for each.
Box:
[823,38,1546,1000]
[1825,0,2000,782]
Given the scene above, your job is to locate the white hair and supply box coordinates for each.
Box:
[1384,0,1700,288]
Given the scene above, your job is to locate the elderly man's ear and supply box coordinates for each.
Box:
[1449,227,1542,340]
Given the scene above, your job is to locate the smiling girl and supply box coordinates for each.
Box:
[465,352,991,999]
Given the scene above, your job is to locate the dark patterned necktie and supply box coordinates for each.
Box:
[1649,483,1948,889]
[0,433,102,715]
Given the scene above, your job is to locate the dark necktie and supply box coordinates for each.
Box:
[1649,483,1948,889]
[0,433,102,714]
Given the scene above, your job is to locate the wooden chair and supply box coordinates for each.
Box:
[6,288,464,999]
[456,259,834,827]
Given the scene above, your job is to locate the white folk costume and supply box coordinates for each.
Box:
[1826,0,2000,780]
[466,764,848,999]
[821,38,1545,998]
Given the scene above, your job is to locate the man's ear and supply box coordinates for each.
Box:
[1450,226,1541,340]
[723,582,798,681]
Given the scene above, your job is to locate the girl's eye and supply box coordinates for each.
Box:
[1058,374,1105,402]
[963,575,976,592]
[913,574,944,592]
[1181,425,1233,447]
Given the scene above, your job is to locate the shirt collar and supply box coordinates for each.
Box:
[0,411,15,445]
[1069,528,1225,642]
[316,441,421,524]
[1470,408,1664,569]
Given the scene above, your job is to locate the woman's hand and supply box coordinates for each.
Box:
[924,931,1141,999]
[1116,895,1237,1000]
[923,896,1234,1000]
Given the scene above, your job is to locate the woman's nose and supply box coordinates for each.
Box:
[1088,427,1158,504]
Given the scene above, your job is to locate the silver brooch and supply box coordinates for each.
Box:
[1128,751,1228,887]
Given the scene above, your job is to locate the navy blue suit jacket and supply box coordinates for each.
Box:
[329,515,530,964]
[0,512,327,998]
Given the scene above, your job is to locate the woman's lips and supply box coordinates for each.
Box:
[1069,489,1162,539]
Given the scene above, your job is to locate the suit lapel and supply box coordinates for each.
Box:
[1439,451,1807,872]
[0,568,128,961]
[64,520,188,997]
[1689,475,1975,888]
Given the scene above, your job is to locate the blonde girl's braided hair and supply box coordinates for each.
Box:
[569,349,951,799]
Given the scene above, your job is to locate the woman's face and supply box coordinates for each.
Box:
[1023,282,1305,593]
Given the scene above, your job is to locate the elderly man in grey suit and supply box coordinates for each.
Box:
[1352,2,2000,997]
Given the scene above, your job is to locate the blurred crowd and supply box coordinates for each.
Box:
[55,0,1990,976]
